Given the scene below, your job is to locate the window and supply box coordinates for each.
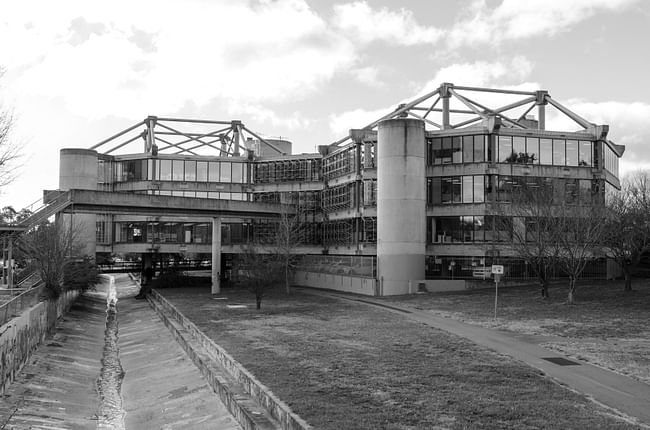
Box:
[473,136,485,162]
[474,176,484,203]
[185,160,196,181]
[451,177,461,203]
[462,176,473,203]
[462,136,474,163]
[526,137,539,164]
[498,136,513,163]
[172,159,184,181]
[452,137,462,163]
[159,159,172,181]
[540,139,552,165]
[431,138,443,165]
[512,136,526,163]
[441,177,452,203]
[208,161,220,182]
[565,140,578,166]
[441,137,452,164]
[428,177,442,205]
[220,162,231,182]
[553,139,566,166]
[474,216,485,242]
[579,141,592,167]
[231,163,243,183]
[197,161,208,181]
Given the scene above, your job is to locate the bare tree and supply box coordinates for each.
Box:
[238,246,282,309]
[0,71,21,189]
[19,219,97,298]
[604,171,650,291]
[275,207,303,294]
[492,179,558,298]
[552,201,607,304]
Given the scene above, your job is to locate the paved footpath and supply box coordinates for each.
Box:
[0,275,241,430]
[305,289,650,427]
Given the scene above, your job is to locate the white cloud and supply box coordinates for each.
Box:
[329,107,387,137]
[351,66,384,88]
[332,1,442,45]
[447,0,639,47]
[2,0,357,120]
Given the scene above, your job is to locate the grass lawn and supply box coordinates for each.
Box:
[158,285,640,430]
[385,279,650,384]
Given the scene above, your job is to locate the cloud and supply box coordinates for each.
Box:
[447,0,639,47]
[332,1,443,45]
[351,66,384,88]
[2,0,357,120]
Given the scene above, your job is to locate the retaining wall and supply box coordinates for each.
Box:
[293,271,377,296]
[0,289,80,394]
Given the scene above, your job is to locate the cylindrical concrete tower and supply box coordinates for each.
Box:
[59,149,99,259]
[376,118,426,295]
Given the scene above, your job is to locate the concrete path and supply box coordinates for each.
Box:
[305,289,650,427]
[0,275,242,430]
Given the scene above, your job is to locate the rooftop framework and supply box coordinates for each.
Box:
[336,83,624,157]
[89,117,287,157]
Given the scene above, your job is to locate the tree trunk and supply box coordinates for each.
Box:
[540,280,549,299]
[623,267,633,292]
[285,264,291,295]
[256,294,262,310]
[567,277,576,305]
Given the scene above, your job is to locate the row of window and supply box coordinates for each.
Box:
[111,159,249,184]
[253,159,321,184]
[427,135,596,167]
[427,175,599,205]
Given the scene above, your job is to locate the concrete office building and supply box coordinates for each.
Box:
[48,83,624,296]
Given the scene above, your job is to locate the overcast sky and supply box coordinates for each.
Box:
[1,0,649,209]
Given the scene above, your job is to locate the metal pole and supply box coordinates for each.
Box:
[494,277,499,319]
[7,237,13,288]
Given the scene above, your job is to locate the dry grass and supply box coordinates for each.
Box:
[160,286,639,430]
[385,279,650,384]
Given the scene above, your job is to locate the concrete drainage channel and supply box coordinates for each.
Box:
[146,289,313,430]
[96,276,126,430]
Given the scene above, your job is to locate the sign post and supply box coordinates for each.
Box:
[491,265,504,319]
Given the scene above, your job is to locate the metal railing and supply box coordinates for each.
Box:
[0,283,45,326]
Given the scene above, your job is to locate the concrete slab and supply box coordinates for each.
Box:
[0,275,242,430]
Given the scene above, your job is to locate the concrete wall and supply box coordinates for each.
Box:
[0,290,80,394]
[376,118,426,295]
[59,148,98,258]
[293,271,377,296]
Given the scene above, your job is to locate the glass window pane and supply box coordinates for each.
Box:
[579,141,592,167]
[432,177,441,205]
[462,176,473,203]
[220,162,231,182]
[526,137,539,164]
[553,139,566,166]
[452,177,461,203]
[462,216,474,242]
[148,159,154,180]
[197,161,208,181]
[498,136,513,162]
[441,137,452,164]
[462,136,473,163]
[185,160,196,181]
[231,163,243,183]
[452,137,462,163]
[474,175,484,203]
[473,136,485,162]
[441,177,452,203]
[540,139,552,165]
[208,161,220,182]
[513,136,526,163]
[172,159,184,180]
[474,215,484,242]
[565,140,578,166]
[159,159,172,181]
[432,138,442,165]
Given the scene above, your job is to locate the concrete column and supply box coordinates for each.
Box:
[211,217,222,294]
[376,118,426,295]
[59,149,99,259]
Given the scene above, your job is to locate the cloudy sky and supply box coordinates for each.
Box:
[1,0,649,209]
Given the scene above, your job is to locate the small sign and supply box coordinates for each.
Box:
[491,265,504,275]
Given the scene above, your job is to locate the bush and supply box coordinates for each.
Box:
[63,258,100,292]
